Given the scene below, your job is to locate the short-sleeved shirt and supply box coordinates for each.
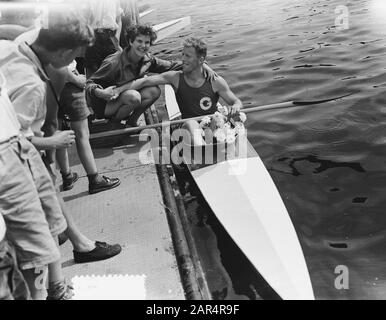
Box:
[86,47,182,97]
[0,72,21,143]
[0,40,49,138]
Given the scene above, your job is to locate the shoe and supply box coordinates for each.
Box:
[58,232,69,246]
[73,241,122,263]
[47,279,74,300]
[61,171,79,191]
[89,175,120,194]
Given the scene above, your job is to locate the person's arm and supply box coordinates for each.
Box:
[11,85,42,135]
[202,62,218,82]
[149,56,218,82]
[10,81,76,151]
[0,24,29,40]
[42,78,62,163]
[113,71,180,97]
[94,86,117,101]
[67,69,86,89]
[30,131,76,150]
[149,56,217,81]
[85,59,117,100]
[212,76,243,115]
[42,66,68,138]
[148,56,183,74]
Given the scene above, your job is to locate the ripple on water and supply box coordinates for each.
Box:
[296,117,346,134]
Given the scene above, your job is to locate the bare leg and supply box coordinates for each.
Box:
[21,267,48,300]
[126,86,161,126]
[71,119,98,175]
[55,120,77,190]
[70,119,120,194]
[56,148,71,175]
[56,149,69,172]
[58,194,95,252]
[105,90,141,120]
[46,239,74,300]
[47,236,64,283]
[182,120,205,146]
[48,261,63,283]
[55,120,69,174]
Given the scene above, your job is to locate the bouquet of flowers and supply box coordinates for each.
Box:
[199,105,247,144]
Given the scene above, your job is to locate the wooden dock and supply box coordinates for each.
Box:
[59,131,185,300]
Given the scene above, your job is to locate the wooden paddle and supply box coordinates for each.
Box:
[90,92,354,140]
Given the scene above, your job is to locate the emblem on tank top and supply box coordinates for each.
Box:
[200,97,212,111]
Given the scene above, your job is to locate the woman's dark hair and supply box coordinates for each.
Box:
[125,24,157,46]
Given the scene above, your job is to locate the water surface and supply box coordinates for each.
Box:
[147,0,386,299]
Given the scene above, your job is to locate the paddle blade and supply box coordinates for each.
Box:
[293,92,356,106]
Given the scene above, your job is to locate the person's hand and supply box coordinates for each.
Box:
[95,86,117,101]
[110,87,121,101]
[202,64,218,82]
[228,104,241,115]
[51,130,76,149]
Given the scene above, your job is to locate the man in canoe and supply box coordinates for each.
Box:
[85,25,217,128]
[112,36,243,145]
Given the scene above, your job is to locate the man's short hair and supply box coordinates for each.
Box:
[36,9,94,52]
[125,24,157,45]
[183,37,207,59]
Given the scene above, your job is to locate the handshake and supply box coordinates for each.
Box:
[95,86,122,101]
[94,79,137,102]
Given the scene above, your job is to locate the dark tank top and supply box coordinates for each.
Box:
[176,73,219,119]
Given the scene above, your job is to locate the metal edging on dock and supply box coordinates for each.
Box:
[144,106,212,300]
[170,173,212,300]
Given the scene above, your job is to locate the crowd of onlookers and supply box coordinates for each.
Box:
[0,0,150,300]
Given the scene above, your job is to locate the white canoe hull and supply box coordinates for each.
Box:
[190,156,314,300]
[139,8,157,24]
[154,17,191,43]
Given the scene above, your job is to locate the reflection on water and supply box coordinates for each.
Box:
[273,155,365,176]
[149,0,386,299]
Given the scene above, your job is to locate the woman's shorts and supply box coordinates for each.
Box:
[86,90,107,119]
